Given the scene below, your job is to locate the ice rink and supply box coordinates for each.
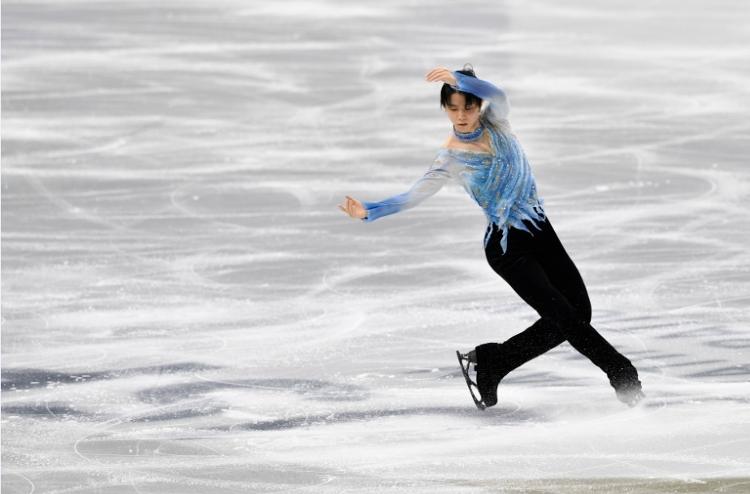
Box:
[2,0,749,492]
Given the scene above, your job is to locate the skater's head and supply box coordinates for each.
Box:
[441,64,483,132]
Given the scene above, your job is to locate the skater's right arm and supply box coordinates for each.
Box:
[452,70,511,130]
[340,151,453,222]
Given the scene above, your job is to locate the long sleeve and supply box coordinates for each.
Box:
[453,70,510,129]
[361,152,452,222]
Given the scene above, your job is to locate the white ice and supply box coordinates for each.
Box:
[2,0,750,492]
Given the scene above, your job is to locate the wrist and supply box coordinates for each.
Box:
[451,70,462,89]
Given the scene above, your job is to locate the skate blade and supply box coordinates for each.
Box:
[617,388,646,407]
[456,350,486,410]
[627,390,646,407]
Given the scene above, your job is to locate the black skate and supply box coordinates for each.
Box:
[457,343,505,410]
[616,385,646,407]
[610,370,645,407]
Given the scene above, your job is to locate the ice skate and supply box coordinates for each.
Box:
[610,371,645,407]
[615,385,645,407]
[456,349,485,410]
[457,343,505,409]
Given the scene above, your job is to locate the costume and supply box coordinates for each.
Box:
[361,71,546,256]
[361,70,643,408]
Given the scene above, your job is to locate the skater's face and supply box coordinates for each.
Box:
[444,93,481,132]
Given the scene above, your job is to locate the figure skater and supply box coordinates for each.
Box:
[338,64,644,409]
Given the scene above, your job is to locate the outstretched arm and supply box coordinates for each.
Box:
[361,156,451,222]
[340,153,452,223]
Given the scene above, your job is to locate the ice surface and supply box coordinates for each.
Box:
[2,0,750,492]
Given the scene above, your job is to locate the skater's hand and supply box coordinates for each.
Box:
[339,195,367,220]
[425,66,458,87]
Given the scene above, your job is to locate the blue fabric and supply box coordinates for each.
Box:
[362,70,546,255]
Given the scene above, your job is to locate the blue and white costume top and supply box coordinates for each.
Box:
[361,70,547,255]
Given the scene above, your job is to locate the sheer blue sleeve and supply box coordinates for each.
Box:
[453,70,510,128]
[361,152,452,222]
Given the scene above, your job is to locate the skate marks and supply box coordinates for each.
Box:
[687,364,750,379]
[219,405,534,432]
[582,310,749,385]
[2,375,372,423]
[2,399,219,427]
[1,402,90,419]
[138,378,370,405]
[2,472,749,494]
[0,473,36,494]
[168,180,315,231]
[4,370,532,429]
[3,457,339,494]
[1,363,227,424]
[1,362,220,391]
[705,338,750,349]
[437,478,750,494]
[136,376,535,428]
[72,434,228,461]
[69,413,342,494]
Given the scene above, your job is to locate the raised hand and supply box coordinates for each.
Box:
[425,66,457,87]
[338,195,367,220]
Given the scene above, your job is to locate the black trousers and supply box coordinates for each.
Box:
[483,215,640,388]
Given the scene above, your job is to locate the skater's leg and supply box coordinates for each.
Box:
[484,218,592,374]
[497,318,564,375]
[489,253,640,391]
[469,248,583,407]
[535,218,592,324]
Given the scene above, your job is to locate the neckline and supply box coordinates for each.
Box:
[440,147,494,157]
[441,127,496,157]
[452,124,485,142]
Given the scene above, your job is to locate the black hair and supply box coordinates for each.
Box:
[440,63,482,109]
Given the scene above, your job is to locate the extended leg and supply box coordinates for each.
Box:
[491,254,642,404]
[487,220,593,376]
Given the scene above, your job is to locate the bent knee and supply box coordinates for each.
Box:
[577,307,592,325]
[572,298,592,324]
[541,306,590,330]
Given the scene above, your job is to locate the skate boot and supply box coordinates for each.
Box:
[610,368,645,407]
[615,382,645,407]
[456,343,504,409]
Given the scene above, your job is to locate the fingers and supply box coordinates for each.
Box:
[425,66,449,77]
[425,68,457,87]
[425,69,442,81]
[339,204,356,219]
[339,196,362,219]
[425,66,451,82]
